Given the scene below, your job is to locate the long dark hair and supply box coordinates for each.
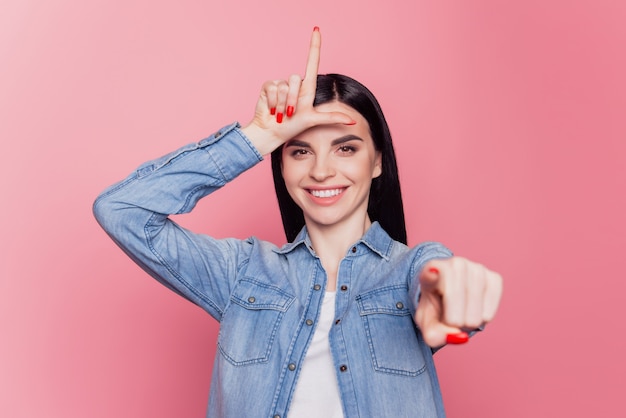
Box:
[271,74,407,244]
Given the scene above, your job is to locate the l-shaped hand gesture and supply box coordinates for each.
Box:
[241,27,354,155]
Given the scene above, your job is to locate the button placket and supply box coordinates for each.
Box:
[271,263,326,417]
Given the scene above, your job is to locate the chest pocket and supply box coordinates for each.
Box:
[357,285,427,376]
[218,278,294,366]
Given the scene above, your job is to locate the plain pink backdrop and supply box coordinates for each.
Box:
[2,1,625,417]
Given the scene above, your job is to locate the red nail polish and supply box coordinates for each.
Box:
[344,120,356,125]
[276,112,283,123]
[270,107,276,115]
[428,267,439,274]
[446,332,469,344]
[286,106,294,117]
[313,26,319,32]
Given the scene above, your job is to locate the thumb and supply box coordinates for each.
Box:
[419,318,468,348]
[308,110,356,127]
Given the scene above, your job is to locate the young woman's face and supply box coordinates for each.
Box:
[281,101,382,232]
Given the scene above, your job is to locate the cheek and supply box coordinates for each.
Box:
[280,159,305,192]
[280,152,293,182]
[373,152,382,178]
[281,163,307,208]
[280,160,294,186]
[346,156,380,180]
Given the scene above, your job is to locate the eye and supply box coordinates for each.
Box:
[290,148,310,158]
[337,145,357,154]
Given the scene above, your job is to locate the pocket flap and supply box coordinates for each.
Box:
[231,278,294,311]
[357,285,411,316]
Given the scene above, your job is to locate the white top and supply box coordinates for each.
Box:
[288,291,344,418]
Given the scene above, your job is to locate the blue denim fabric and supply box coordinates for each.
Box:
[93,122,453,418]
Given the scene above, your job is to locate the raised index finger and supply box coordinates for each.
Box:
[303,27,321,91]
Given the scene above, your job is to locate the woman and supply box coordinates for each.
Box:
[94,28,502,418]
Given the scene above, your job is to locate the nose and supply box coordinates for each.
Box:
[309,155,336,182]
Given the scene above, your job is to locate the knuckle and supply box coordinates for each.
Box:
[473,273,488,289]
[488,272,504,291]
[446,314,464,328]
[493,272,503,285]
[465,316,483,329]
[450,256,464,270]
[265,83,278,94]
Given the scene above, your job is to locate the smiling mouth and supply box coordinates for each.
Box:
[308,188,345,198]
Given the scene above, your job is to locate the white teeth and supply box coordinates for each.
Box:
[310,188,343,198]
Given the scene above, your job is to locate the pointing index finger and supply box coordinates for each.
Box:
[303,27,321,91]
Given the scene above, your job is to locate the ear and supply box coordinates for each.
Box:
[372,151,382,179]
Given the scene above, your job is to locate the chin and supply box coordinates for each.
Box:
[304,212,344,227]
[304,209,362,229]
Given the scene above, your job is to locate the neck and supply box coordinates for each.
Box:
[305,215,372,273]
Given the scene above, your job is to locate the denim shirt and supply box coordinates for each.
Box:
[93,122,453,418]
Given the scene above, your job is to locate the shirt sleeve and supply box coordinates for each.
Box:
[92,122,264,320]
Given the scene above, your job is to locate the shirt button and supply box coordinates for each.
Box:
[248,296,256,303]
[214,131,221,138]
[288,363,296,371]
[340,285,348,291]
[306,319,313,326]
[335,319,341,325]
[396,301,404,310]
[339,364,348,372]
[273,415,281,418]
[351,246,357,253]
[313,284,321,291]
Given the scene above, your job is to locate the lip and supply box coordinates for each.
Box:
[304,186,348,206]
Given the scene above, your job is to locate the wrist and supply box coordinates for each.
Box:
[240,122,284,156]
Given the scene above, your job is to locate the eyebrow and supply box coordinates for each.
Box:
[285,135,364,148]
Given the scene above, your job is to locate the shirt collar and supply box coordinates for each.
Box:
[358,222,393,260]
[272,227,311,255]
[273,221,393,260]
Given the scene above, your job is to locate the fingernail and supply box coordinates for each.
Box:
[276,112,284,123]
[270,107,276,115]
[344,120,357,125]
[286,106,294,117]
[428,267,439,274]
[313,26,319,32]
[446,332,469,344]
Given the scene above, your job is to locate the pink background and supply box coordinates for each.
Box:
[1,1,625,417]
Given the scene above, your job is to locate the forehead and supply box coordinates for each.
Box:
[293,102,372,144]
